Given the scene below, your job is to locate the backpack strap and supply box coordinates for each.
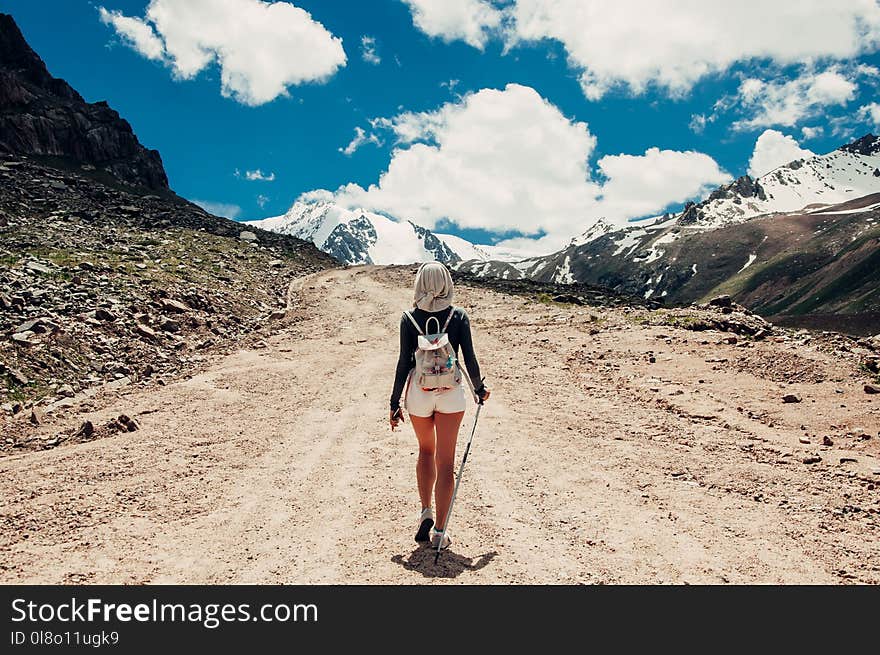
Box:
[403,311,423,335]
[441,306,456,332]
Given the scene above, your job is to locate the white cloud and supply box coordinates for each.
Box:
[98,0,346,106]
[98,7,165,60]
[732,68,858,130]
[193,199,242,219]
[236,168,276,182]
[857,102,880,126]
[402,1,880,100]
[689,114,709,134]
[361,35,381,65]
[401,0,503,49]
[339,127,383,156]
[257,194,270,208]
[747,129,816,178]
[801,126,824,140]
[314,84,728,252]
[856,63,880,78]
[597,148,731,220]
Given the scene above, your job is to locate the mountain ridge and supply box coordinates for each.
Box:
[0,12,169,191]
[456,134,880,333]
[248,198,548,266]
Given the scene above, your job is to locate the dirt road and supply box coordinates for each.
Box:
[2,266,879,583]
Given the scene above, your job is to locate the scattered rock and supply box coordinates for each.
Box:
[116,414,139,432]
[864,384,880,394]
[823,436,834,447]
[94,308,117,322]
[782,393,802,403]
[73,420,94,439]
[552,294,584,305]
[13,318,47,333]
[11,331,36,345]
[25,261,52,274]
[28,407,44,425]
[708,295,732,308]
[136,323,157,340]
[2,365,28,385]
[105,376,131,390]
[799,437,810,444]
[269,310,286,321]
[239,231,258,242]
[160,298,191,313]
[802,456,822,464]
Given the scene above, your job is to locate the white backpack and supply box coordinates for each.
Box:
[404,307,462,391]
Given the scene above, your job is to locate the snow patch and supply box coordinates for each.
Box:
[738,253,757,273]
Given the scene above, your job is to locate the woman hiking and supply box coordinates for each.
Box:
[390,262,490,550]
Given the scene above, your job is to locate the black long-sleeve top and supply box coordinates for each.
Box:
[390,306,483,411]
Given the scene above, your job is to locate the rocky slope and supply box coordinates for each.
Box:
[0,15,337,437]
[0,13,168,191]
[0,155,335,438]
[457,136,880,334]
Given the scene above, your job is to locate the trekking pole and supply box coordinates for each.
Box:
[435,399,483,565]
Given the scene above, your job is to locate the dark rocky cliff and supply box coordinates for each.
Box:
[0,13,168,191]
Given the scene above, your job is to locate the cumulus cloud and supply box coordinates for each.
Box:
[801,126,824,140]
[257,194,270,209]
[597,148,731,219]
[401,1,880,100]
[98,7,165,60]
[401,0,503,49]
[97,0,346,106]
[339,127,383,156]
[361,35,381,64]
[857,102,880,126]
[313,84,728,252]
[729,67,858,130]
[193,199,242,219]
[236,169,276,182]
[747,130,816,178]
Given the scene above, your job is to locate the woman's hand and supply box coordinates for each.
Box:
[478,388,491,404]
[390,408,405,431]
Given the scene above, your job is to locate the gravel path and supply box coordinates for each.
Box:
[2,266,878,583]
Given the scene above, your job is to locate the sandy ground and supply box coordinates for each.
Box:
[2,265,879,584]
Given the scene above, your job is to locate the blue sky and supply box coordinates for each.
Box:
[6,0,880,251]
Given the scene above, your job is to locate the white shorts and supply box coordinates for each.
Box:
[404,371,467,417]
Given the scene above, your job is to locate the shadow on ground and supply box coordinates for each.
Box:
[392,546,498,579]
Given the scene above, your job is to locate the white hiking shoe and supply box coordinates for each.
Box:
[430,527,451,550]
[415,507,434,542]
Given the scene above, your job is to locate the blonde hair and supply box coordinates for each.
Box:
[413,262,454,312]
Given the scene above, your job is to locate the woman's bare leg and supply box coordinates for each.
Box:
[410,414,436,510]
[433,410,465,530]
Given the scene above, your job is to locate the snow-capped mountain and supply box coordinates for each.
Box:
[248,200,535,266]
[247,201,461,265]
[677,133,880,229]
[456,134,880,321]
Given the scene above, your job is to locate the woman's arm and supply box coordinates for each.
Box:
[457,310,485,395]
[390,315,415,411]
